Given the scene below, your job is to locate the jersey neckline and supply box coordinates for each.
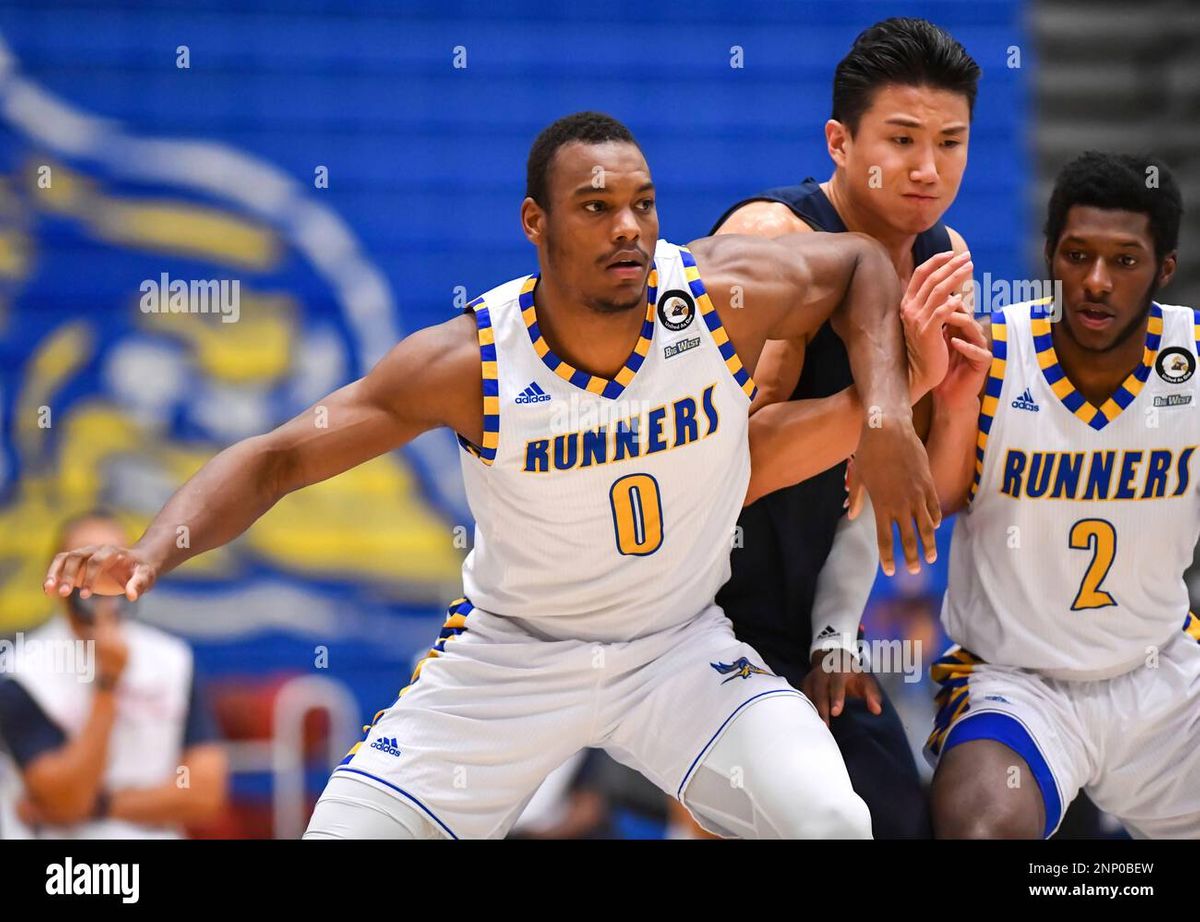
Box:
[1030,300,1163,431]
[518,267,658,399]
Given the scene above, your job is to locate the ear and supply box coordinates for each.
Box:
[1157,250,1178,289]
[825,119,849,170]
[520,197,545,246]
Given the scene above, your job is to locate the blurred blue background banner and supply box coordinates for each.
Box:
[0,0,1028,813]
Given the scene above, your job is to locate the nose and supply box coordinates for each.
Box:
[611,204,640,244]
[909,142,938,185]
[1082,257,1114,299]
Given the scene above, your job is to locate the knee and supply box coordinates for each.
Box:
[796,790,873,839]
[931,776,1043,839]
[757,782,873,839]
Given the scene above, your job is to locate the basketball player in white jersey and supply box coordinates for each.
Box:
[924,151,1200,838]
[43,112,960,839]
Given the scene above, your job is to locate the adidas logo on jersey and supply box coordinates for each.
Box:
[369,736,402,757]
[1011,388,1040,412]
[515,381,551,404]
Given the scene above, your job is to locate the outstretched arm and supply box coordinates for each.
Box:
[44,314,483,599]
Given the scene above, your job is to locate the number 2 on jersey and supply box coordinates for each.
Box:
[1068,518,1117,610]
[610,473,663,556]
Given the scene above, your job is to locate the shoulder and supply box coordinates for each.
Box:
[372,311,481,391]
[946,225,969,254]
[715,200,812,238]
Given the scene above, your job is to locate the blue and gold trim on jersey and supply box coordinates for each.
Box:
[1031,301,1163,431]
[925,646,985,757]
[970,310,1008,503]
[1193,309,1200,356]
[518,272,657,399]
[458,297,500,465]
[338,598,475,766]
[1185,611,1200,644]
[677,245,758,402]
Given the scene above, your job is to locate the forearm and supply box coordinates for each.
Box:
[927,393,981,514]
[810,502,878,660]
[109,776,225,827]
[746,369,933,505]
[830,242,909,423]
[26,691,117,821]
[132,434,286,576]
[746,388,863,505]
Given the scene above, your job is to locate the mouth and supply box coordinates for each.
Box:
[604,252,646,279]
[1074,303,1115,330]
[902,193,939,202]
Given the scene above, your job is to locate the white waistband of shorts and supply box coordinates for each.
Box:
[1037,651,1151,682]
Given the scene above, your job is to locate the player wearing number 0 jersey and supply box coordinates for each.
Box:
[455,242,755,640]
[926,152,1200,839]
[44,111,953,840]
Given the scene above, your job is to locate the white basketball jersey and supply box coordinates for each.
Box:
[943,300,1200,680]
[455,239,756,642]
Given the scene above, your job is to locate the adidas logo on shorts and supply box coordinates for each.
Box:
[515,381,551,404]
[370,736,402,757]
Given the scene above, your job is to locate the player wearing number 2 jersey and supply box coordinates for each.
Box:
[926,151,1200,839]
[44,112,957,839]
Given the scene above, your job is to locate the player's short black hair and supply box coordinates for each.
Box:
[525,111,642,210]
[1044,151,1182,261]
[832,17,981,134]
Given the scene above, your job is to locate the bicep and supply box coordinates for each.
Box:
[758,232,890,343]
[270,315,482,494]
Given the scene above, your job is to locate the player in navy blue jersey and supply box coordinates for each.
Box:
[709,18,984,839]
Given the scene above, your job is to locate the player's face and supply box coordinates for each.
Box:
[1048,205,1176,354]
[525,140,657,314]
[833,83,970,235]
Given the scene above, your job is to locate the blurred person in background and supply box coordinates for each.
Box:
[0,510,227,838]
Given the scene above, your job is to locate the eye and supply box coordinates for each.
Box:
[637,199,656,212]
[892,136,912,146]
[1066,250,1087,262]
[583,201,605,214]
[1118,254,1138,268]
[941,139,962,149]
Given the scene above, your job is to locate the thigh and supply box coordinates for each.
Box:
[925,648,1090,839]
[334,599,593,839]
[600,605,807,801]
[681,691,871,839]
[1090,628,1200,838]
[766,646,931,838]
[304,772,441,839]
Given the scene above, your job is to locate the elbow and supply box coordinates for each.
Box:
[248,434,297,501]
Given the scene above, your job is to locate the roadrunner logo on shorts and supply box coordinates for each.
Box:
[710,656,771,684]
[370,736,402,757]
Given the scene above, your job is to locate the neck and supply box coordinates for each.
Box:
[822,173,918,282]
[1052,310,1151,406]
[533,274,647,379]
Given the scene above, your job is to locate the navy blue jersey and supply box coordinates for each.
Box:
[712,178,953,655]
